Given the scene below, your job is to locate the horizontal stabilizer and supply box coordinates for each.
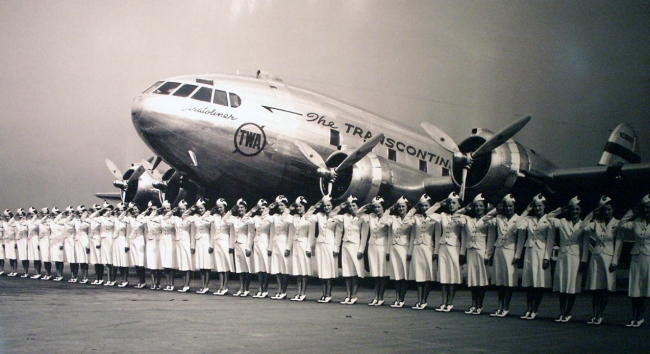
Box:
[94,192,122,201]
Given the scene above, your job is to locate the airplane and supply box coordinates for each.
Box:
[98,70,650,213]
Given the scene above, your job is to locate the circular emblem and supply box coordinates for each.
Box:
[233,123,266,156]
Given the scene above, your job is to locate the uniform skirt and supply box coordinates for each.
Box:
[628,254,650,297]
[492,247,517,287]
[553,252,582,294]
[146,239,161,270]
[17,238,29,261]
[522,246,551,288]
[27,237,40,261]
[111,236,130,267]
[232,243,251,273]
[437,244,461,284]
[212,238,231,272]
[129,237,146,268]
[315,242,337,279]
[5,240,17,259]
[159,236,176,269]
[175,239,193,271]
[466,248,489,287]
[367,244,389,277]
[270,239,291,275]
[409,244,435,282]
[88,238,101,264]
[389,244,409,281]
[74,238,89,264]
[0,240,5,259]
[252,241,269,273]
[291,241,311,276]
[100,237,113,265]
[38,238,50,263]
[341,242,364,277]
[586,252,616,292]
[50,241,64,262]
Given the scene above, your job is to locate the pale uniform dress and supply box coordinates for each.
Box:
[336,214,367,277]
[459,214,494,287]
[384,214,415,281]
[486,213,521,287]
[516,215,554,288]
[431,213,463,284]
[289,214,315,276]
[74,218,91,264]
[128,215,146,268]
[27,218,40,262]
[193,214,215,270]
[363,213,391,277]
[174,215,194,271]
[15,220,29,262]
[159,216,177,269]
[100,216,115,265]
[145,215,162,270]
[3,220,17,260]
[209,213,230,271]
[230,215,251,273]
[312,212,341,279]
[247,214,272,273]
[49,218,65,262]
[38,219,52,263]
[581,217,618,291]
[550,217,586,294]
[88,216,102,264]
[0,222,4,260]
[111,217,130,267]
[408,213,437,282]
[617,217,650,297]
[269,213,294,275]
[62,219,76,263]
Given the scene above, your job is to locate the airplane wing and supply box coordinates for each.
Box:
[94,192,122,201]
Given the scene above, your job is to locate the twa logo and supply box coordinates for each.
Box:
[233,123,266,156]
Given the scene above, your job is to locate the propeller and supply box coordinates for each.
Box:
[105,159,146,200]
[422,115,531,200]
[294,133,385,195]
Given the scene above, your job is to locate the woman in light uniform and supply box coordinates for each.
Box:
[336,196,367,305]
[486,194,524,317]
[174,200,194,292]
[615,194,650,328]
[15,208,30,278]
[0,214,5,276]
[88,204,105,284]
[230,198,252,297]
[581,196,618,325]
[49,207,68,281]
[99,204,116,285]
[73,205,91,284]
[60,206,78,282]
[37,208,53,280]
[311,195,341,303]
[359,197,390,306]
[289,196,315,301]
[408,194,437,310]
[209,198,231,295]
[126,203,148,289]
[26,207,41,278]
[385,196,415,308]
[248,199,272,298]
[145,203,163,289]
[111,203,130,287]
[515,194,554,320]
[269,196,293,300]
[3,210,18,276]
[431,192,463,312]
[159,201,177,291]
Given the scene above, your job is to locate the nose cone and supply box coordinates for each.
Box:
[131,95,143,121]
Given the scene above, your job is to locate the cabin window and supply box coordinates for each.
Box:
[229,93,242,108]
[388,149,397,161]
[330,129,340,146]
[213,90,228,106]
[153,82,181,95]
[419,160,427,173]
[173,84,198,97]
[142,81,164,94]
[191,87,213,102]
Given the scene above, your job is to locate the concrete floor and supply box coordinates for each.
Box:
[0,272,647,354]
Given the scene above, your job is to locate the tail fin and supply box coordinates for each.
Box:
[598,123,640,166]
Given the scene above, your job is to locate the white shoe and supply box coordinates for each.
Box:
[368,299,378,306]
[21,273,29,278]
[79,279,89,284]
[233,290,243,297]
[442,304,453,312]
[347,297,357,305]
[497,310,509,318]
[340,298,350,304]
[178,286,190,293]
[30,274,42,279]
[465,307,476,314]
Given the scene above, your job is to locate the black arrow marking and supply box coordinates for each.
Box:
[262,106,303,115]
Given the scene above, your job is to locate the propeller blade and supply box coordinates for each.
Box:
[335,133,385,173]
[141,159,162,180]
[127,163,146,183]
[294,140,328,170]
[421,122,460,154]
[472,115,531,157]
[105,159,123,180]
[460,168,468,201]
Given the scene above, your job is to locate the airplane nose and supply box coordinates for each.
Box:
[131,95,143,120]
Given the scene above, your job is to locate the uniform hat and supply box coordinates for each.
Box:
[65,206,74,213]
[28,207,37,214]
[77,205,87,213]
[599,196,612,207]
[294,197,307,206]
[116,202,126,210]
[371,196,385,206]
[419,194,432,204]
[161,200,171,209]
[642,194,650,204]
[196,198,206,207]
[236,198,247,207]
[501,194,516,203]
[127,202,136,209]
[347,195,358,204]
[17,208,26,216]
[91,204,101,211]
[473,193,485,203]
[396,196,409,205]
[3,209,12,217]
[275,195,289,205]
[447,192,460,201]
[215,198,227,207]
[321,195,332,203]
[533,194,546,203]
[41,207,50,214]
[567,196,580,206]
[102,201,114,210]
[178,200,188,209]
[147,201,154,208]
[51,207,60,214]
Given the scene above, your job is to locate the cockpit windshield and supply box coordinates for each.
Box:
[153,82,181,95]
[147,80,242,108]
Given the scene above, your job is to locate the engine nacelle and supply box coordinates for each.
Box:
[122,172,163,208]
